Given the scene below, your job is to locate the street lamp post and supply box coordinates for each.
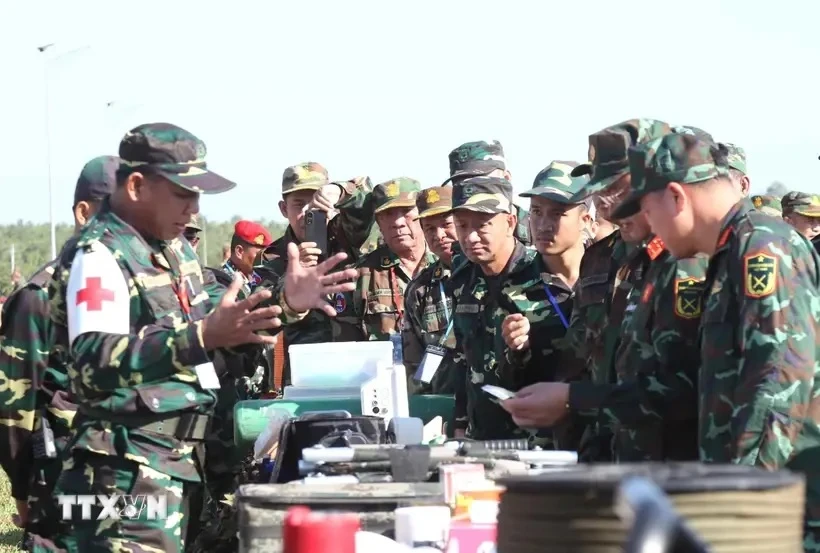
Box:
[37,43,91,260]
[37,43,57,259]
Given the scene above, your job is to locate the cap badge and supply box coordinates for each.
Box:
[426,189,440,204]
[195,143,207,162]
[254,234,265,245]
[753,196,763,208]
[587,143,596,164]
[385,181,400,198]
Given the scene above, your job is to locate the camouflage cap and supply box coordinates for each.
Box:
[750,195,782,216]
[519,160,590,204]
[416,186,453,219]
[75,155,119,207]
[185,213,202,231]
[118,123,235,194]
[282,162,329,195]
[373,177,422,214]
[672,125,714,142]
[612,134,729,220]
[441,140,506,185]
[569,118,673,201]
[452,176,513,215]
[781,191,820,217]
[721,143,747,174]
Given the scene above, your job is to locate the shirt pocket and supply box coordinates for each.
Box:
[576,273,608,308]
[365,289,400,335]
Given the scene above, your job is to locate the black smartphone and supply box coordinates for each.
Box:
[304,209,328,257]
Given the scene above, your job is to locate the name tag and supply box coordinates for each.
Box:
[195,362,221,389]
[415,345,447,384]
[455,304,480,314]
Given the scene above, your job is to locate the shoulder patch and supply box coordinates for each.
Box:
[743,252,777,298]
[66,243,130,348]
[674,277,706,319]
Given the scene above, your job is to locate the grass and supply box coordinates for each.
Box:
[0,472,23,552]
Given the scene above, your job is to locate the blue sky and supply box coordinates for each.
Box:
[1,0,818,225]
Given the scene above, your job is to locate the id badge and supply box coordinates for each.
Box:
[195,362,221,389]
[415,345,446,383]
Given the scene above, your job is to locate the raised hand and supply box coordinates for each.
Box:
[201,274,283,349]
[282,242,358,317]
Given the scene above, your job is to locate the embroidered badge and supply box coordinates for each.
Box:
[334,292,346,313]
[744,252,777,298]
[674,277,706,319]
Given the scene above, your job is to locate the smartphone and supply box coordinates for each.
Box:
[482,385,515,402]
[305,209,328,257]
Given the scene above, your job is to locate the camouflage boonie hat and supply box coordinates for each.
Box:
[519,161,590,205]
[416,186,453,219]
[672,125,714,142]
[781,191,820,217]
[441,140,506,185]
[452,176,513,214]
[569,118,673,201]
[186,213,202,231]
[373,177,421,214]
[750,195,782,216]
[721,143,747,174]
[612,134,729,220]
[282,162,329,195]
[118,123,235,194]
[75,155,119,206]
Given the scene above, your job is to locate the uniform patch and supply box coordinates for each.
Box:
[674,277,705,319]
[434,266,443,279]
[744,252,777,298]
[334,292,346,313]
[641,282,654,304]
[66,243,130,347]
[381,256,392,268]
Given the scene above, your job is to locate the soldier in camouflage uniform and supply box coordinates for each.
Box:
[558,119,674,462]
[721,142,750,196]
[750,194,783,217]
[781,191,820,242]
[183,214,202,251]
[449,176,579,446]
[442,140,531,248]
[47,123,358,553]
[0,156,117,551]
[259,164,377,386]
[335,178,437,356]
[626,132,820,552]
[222,221,272,298]
[402,186,458,395]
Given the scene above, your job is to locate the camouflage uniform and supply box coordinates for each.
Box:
[750,194,783,217]
[402,187,457,395]
[628,133,820,550]
[723,142,747,175]
[450,177,580,446]
[0,156,118,551]
[48,124,305,553]
[259,167,377,387]
[565,119,674,462]
[442,140,531,247]
[334,179,437,349]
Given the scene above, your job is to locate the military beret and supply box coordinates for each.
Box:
[234,220,273,247]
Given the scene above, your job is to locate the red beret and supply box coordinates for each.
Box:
[234,220,273,247]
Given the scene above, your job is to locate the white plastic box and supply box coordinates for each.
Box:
[288,341,395,388]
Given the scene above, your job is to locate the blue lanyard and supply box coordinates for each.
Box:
[544,285,570,329]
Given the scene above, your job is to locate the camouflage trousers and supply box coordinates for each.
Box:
[52,451,197,553]
[577,423,615,463]
[22,456,64,551]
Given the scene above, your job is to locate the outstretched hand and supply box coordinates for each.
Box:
[201,274,283,349]
[283,242,358,317]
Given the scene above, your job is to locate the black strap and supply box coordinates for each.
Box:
[77,407,210,441]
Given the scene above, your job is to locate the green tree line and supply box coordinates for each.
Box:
[0,217,289,297]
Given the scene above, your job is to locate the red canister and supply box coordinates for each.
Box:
[283,506,360,553]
